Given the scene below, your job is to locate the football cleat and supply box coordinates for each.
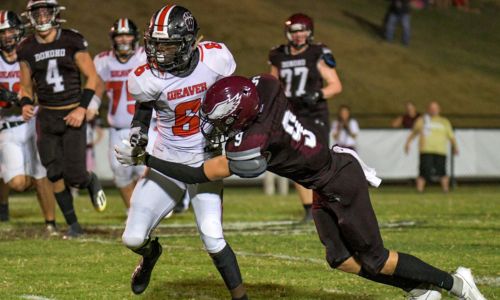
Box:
[87,172,107,212]
[131,238,162,294]
[62,222,83,239]
[45,224,59,237]
[453,267,486,300]
[407,284,442,300]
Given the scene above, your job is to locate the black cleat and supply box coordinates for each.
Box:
[131,238,163,294]
[87,172,107,212]
[63,222,84,239]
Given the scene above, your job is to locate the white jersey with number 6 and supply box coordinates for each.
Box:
[128,41,236,165]
[94,47,147,129]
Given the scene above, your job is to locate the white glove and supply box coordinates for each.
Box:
[114,140,147,166]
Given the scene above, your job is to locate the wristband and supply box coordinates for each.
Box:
[79,88,95,108]
[19,96,34,107]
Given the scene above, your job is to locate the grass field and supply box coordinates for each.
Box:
[0,185,498,300]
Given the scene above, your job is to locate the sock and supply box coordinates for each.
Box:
[54,188,78,225]
[303,204,312,212]
[358,267,421,292]
[45,220,56,227]
[210,244,244,291]
[0,203,8,221]
[394,252,454,290]
[132,237,158,257]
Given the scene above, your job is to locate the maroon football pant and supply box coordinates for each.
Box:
[312,153,389,275]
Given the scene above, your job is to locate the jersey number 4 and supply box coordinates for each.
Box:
[107,81,135,115]
[46,59,65,93]
[173,98,201,137]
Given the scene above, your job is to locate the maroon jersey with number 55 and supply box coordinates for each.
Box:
[225,74,337,190]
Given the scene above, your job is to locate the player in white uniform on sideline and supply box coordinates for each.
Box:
[118,5,247,299]
[91,18,158,210]
[0,10,57,234]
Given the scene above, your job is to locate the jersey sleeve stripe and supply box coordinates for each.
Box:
[227,147,261,161]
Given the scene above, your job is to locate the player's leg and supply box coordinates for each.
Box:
[0,123,34,192]
[417,153,432,192]
[312,202,426,294]
[63,121,106,212]
[434,155,449,193]
[0,179,9,222]
[332,154,485,299]
[37,109,81,236]
[191,181,247,300]
[294,182,313,223]
[122,169,182,295]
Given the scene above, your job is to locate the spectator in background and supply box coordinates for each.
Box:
[405,101,458,193]
[385,0,411,46]
[331,105,359,151]
[392,101,421,128]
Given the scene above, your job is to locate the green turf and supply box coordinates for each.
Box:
[0,186,498,299]
[3,0,500,127]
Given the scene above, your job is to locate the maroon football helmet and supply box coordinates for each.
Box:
[284,13,314,48]
[201,76,261,145]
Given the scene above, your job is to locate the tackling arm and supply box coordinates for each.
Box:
[144,154,231,183]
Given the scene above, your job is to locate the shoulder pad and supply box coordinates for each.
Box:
[127,64,160,103]
[227,146,262,161]
[96,51,111,58]
[198,41,236,76]
[228,155,267,178]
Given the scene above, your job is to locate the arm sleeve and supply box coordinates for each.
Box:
[131,101,153,133]
[145,154,210,184]
[321,47,337,68]
[350,119,360,135]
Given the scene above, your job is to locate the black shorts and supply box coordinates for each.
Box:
[36,107,88,187]
[312,153,389,274]
[419,153,446,180]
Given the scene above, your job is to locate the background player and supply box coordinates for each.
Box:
[269,13,342,222]
[117,74,487,300]
[18,0,106,238]
[120,5,247,299]
[0,9,56,234]
[92,18,157,211]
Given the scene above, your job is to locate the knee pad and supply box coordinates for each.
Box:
[122,232,148,250]
[198,219,225,253]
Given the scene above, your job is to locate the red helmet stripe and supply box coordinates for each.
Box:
[120,18,126,30]
[0,11,6,25]
[155,4,175,32]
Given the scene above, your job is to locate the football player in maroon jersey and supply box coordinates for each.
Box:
[269,13,342,222]
[117,75,486,300]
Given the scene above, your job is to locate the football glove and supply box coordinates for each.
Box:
[302,90,323,108]
[129,126,149,149]
[114,140,147,166]
[0,87,18,105]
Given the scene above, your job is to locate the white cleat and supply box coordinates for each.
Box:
[454,267,486,300]
[408,285,442,300]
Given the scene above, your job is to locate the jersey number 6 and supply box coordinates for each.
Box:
[173,98,201,137]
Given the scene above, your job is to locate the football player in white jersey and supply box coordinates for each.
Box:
[92,18,158,210]
[0,10,57,234]
[119,5,247,299]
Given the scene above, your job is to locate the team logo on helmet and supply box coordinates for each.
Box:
[183,12,195,32]
[206,92,243,120]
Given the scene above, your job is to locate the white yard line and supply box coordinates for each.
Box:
[20,295,55,300]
